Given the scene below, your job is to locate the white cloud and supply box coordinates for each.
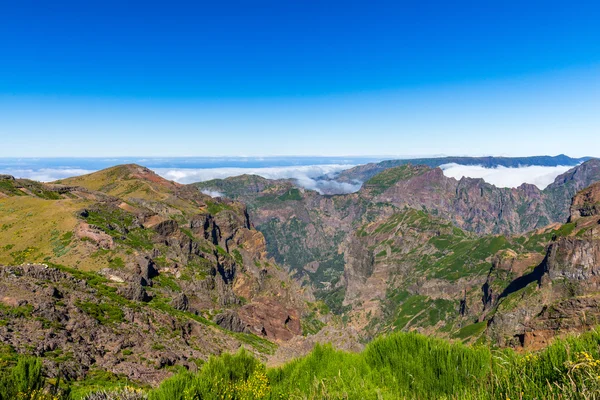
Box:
[153,164,360,194]
[201,189,224,198]
[0,168,95,182]
[440,163,573,189]
[153,164,355,183]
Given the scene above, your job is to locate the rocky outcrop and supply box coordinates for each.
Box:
[569,182,600,220]
[364,161,600,235]
[133,256,159,285]
[75,222,115,249]
[170,293,189,311]
[214,310,249,333]
[237,298,302,341]
[543,237,600,286]
[118,282,151,302]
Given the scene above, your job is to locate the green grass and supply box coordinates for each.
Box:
[453,321,488,340]
[11,329,600,399]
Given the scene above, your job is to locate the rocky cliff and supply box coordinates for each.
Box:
[486,182,600,347]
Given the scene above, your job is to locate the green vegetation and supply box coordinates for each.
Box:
[0,180,26,197]
[301,312,326,336]
[0,179,62,200]
[76,301,125,325]
[421,234,510,281]
[453,321,487,340]
[11,329,600,399]
[277,188,302,201]
[0,357,55,400]
[206,200,233,215]
[82,206,156,250]
[365,165,429,194]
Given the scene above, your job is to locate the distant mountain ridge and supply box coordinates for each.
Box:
[334,154,593,184]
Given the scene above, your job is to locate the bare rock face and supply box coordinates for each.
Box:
[487,190,600,347]
[237,298,302,341]
[170,293,189,311]
[214,310,249,333]
[152,219,179,237]
[118,283,151,302]
[133,256,159,284]
[544,237,600,286]
[570,182,600,220]
[75,222,115,250]
[215,301,302,342]
[341,235,374,303]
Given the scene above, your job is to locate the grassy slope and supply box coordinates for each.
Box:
[0,196,101,269]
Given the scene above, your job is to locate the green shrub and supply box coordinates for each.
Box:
[0,357,49,400]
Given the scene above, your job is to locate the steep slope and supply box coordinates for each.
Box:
[486,181,600,348]
[0,166,313,385]
[196,175,369,313]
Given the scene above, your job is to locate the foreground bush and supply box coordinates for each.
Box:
[149,349,269,400]
[0,357,64,400]
[6,329,600,399]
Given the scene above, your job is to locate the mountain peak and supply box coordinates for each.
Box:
[56,164,180,200]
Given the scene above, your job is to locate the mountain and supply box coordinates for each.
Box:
[0,166,316,385]
[3,158,600,393]
[194,159,600,344]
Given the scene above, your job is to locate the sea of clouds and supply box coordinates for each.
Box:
[0,168,96,182]
[440,163,573,189]
[154,164,362,195]
[0,161,576,195]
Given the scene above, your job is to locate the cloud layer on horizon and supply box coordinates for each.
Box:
[1,163,574,195]
[154,164,360,194]
[1,164,360,195]
[0,168,95,182]
[440,163,573,189]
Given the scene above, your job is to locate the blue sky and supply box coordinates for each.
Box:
[1,1,599,157]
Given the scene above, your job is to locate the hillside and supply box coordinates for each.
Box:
[0,166,319,385]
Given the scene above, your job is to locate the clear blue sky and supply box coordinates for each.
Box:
[1,1,599,157]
